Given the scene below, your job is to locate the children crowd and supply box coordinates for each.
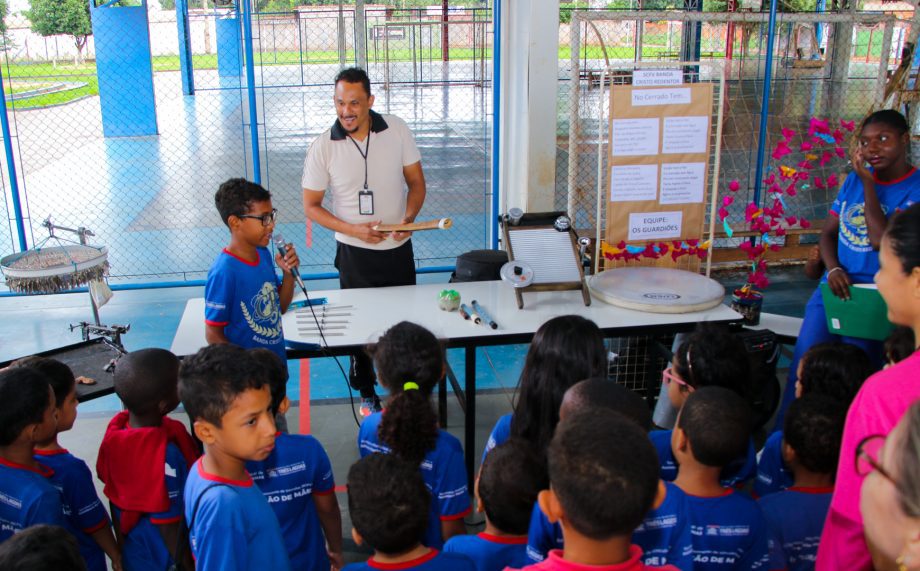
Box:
[0,110,919,571]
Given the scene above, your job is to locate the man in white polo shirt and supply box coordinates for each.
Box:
[302,67,427,416]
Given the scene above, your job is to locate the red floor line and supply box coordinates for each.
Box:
[299,358,311,435]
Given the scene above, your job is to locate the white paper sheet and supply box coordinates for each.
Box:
[631,88,692,107]
[660,162,706,205]
[611,118,660,156]
[610,164,658,202]
[662,116,709,154]
[628,211,683,240]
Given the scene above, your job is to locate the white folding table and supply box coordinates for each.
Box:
[171,280,742,480]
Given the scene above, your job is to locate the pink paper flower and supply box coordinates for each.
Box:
[827,174,839,188]
[819,151,833,166]
[808,117,830,136]
[718,206,729,221]
[814,177,826,189]
[800,218,811,229]
[800,141,813,152]
[785,216,798,226]
[782,127,796,140]
[841,119,856,132]
[835,147,846,158]
[764,174,776,185]
[723,195,734,207]
[797,160,813,170]
[729,180,740,192]
[772,141,792,160]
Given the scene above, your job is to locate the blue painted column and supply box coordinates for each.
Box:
[175,0,195,95]
[216,8,243,78]
[91,0,159,137]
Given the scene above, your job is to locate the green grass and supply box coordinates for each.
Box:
[852,29,884,59]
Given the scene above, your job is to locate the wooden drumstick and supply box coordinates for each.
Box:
[374,218,453,232]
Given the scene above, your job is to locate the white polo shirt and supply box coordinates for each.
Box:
[301,110,421,250]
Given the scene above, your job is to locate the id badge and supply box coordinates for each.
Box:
[358,189,375,216]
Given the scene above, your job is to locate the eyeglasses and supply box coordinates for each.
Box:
[662,365,693,392]
[236,208,278,227]
[856,434,897,485]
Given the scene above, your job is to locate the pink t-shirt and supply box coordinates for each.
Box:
[817,350,920,570]
[504,546,679,571]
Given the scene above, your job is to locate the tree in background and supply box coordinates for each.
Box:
[26,0,93,65]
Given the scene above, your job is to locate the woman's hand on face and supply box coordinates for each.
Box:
[851,140,873,182]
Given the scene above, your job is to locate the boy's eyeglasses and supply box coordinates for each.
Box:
[855,434,897,484]
[236,208,278,227]
[662,365,693,392]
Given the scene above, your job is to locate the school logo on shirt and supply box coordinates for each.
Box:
[241,282,282,339]
[840,200,889,253]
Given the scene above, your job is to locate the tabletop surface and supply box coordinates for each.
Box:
[171,280,742,357]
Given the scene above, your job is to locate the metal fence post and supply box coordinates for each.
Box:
[0,74,28,252]
[753,0,780,207]
[241,0,262,184]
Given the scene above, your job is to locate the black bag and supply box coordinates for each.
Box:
[450,250,508,283]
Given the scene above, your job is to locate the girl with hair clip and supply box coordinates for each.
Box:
[858,400,920,571]
[356,321,471,549]
[481,315,607,465]
[779,109,920,431]
[817,202,920,570]
[654,325,757,486]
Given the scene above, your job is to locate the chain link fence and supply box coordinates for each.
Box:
[0,1,492,285]
[557,9,905,263]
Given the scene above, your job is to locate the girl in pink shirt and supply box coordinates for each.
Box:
[817,202,920,569]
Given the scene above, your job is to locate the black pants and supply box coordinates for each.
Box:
[335,240,416,396]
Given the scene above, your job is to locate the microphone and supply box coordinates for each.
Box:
[272,232,306,293]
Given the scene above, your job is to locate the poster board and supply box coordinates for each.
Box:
[605,83,713,247]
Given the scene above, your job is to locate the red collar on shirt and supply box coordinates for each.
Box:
[874,167,916,185]
[788,486,835,494]
[366,549,439,569]
[196,458,253,488]
[0,457,54,478]
[477,532,528,545]
[222,248,260,267]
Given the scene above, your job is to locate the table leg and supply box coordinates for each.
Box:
[439,376,447,428]
[464,345,476,486]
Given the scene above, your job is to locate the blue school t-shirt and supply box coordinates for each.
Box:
[482,413,512,464]
[184,459,291,571]
[343,550,476,571]
[444,532,530,571]
[358,412,472,549]
[684,489,774,571]
[650,430,757,487]
[633,482,694,569]
[113,443,188,571]
[34,450,111,571]
[830,169,920,283]
[753,431,793,498]
[0,458,63,543]
[525,482,693,569]
[759,486,833,571]
[246,433,335,570]
[205,247,286,362]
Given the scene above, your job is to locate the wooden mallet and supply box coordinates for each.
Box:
[374,218,453,232]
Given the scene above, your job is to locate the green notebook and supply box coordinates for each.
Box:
[820,282,895,341]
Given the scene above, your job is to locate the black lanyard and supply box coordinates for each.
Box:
[347,133,370,190]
